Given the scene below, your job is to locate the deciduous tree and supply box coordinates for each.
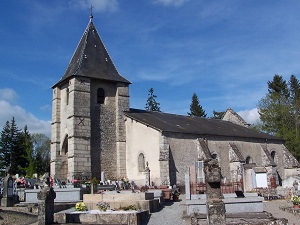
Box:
[258,74,300,160]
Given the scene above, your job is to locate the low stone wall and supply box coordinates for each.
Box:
[54,209,149,225]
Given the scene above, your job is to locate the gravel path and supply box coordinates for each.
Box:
[143,198,188,225]
[263,200,299,225]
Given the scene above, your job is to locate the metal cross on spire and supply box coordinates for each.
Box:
[89,4,94,20]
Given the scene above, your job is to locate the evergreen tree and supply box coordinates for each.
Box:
[0,121,12,174]
[145,88,161,112]
[9,117,27,175]
[0,118,31,175]
[20,126,34,176]
[188,93,207,117]
[258,74,300,160]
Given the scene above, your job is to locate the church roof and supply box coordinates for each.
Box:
[125,109,282,141]
[53,18,130,87]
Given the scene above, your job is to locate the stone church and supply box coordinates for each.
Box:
[51,16,299,191]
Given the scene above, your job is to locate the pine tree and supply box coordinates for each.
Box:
[9,117,25,175]
[188,93,207,117]
[19,126,34,176]
[145,88,161,112]
[0,118,31,175]
[0,121,12,174]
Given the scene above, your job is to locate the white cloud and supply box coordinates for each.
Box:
[153,0,189,7]
[237,108,260,125]
[0,100,51,137]
[0,88,19,102]
[70,0,119,13]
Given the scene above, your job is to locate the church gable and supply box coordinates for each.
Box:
[222,108,250,127]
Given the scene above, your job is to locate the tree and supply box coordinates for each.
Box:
[20,126,34,177]
[0,117,29,175]
[0,121,12,174]
[145,88,161,112]
[258,74,300,160]
[31,133,50,175]
[211,110,225,119]
[188,93,207,117]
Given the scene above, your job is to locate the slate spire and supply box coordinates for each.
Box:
[53,15,130,87]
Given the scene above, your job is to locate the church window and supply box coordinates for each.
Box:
[62,135,68,155]
[271,151,276,160]
[97,88,105,104]
[138,153,145,172]
[195,161,204,183]
[66,88,69,105]
[245,156,253,164]
[211,153,218,160]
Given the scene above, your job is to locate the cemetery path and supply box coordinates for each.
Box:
[263,200,299,225]
[142,195,189,225]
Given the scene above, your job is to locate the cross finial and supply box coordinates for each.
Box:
[89,4,94,20]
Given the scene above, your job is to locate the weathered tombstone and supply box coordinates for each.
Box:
[1,175,14,207]
[204,159,226,225]
[101,171,105,183]
[144,161,150,186]
[37,174,56,225]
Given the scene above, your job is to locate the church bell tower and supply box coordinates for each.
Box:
[51,15,130,182]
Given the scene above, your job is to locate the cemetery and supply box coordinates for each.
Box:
[1,159,299,225]
[0,10,300,225]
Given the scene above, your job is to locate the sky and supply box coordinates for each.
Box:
[1,0,300,137]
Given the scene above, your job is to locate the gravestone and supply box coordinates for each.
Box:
[204,159,226,225]
[1,175,14,207]
[37,174,56,225]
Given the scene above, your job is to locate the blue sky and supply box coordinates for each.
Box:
[1,0,300,136]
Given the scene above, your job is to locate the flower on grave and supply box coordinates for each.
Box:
[171,189,180,197]
[291,195,300,205]
[97,201,110,211]
[75,202,87,211]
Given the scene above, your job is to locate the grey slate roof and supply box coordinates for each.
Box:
[125,108,282,141]
[53,18,130,87]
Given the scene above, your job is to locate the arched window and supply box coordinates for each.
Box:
[271,151,276,160]
[62,135,68,155]
[138,153,145,172]
[66,88,69,105]
[211,153,218,160]
[245,156,253,164]
[97,88,105,104]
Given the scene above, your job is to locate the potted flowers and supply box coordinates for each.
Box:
[171,189,180,201]
[291,195,300,208]
[75,202,87,211]
[97,201,110,211]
